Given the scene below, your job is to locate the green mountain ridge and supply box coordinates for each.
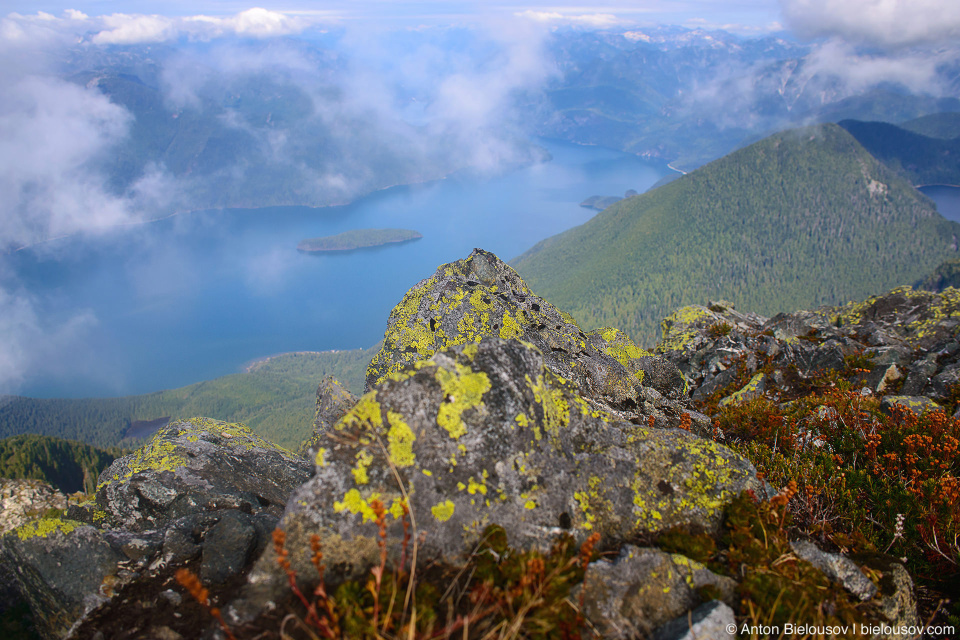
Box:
[0,347,376,451]
[0,435,124,495]
[512,123,960,346]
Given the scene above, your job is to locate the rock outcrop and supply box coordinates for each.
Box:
[365,249,690,426]
[296,375,359,460]
[2,418,312,639]
[232,337,760,626]
[656,287,960,412]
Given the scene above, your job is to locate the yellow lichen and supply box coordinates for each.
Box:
[431,500,455,522]
[500,309,524,340]
[334,488,380,523]
[16,517,83,541]
[436,363,491,440]
[386,411,416,468]
[351,449,374,485]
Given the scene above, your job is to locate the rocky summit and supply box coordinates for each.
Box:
[1,250,935,639]
[656,286,960,413]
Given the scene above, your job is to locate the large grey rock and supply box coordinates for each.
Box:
[577,546,737,640]
[2,520,124,640]
[855,554,920,640]
[4,418,314,639]
[232,338,759,625]
[96,417,313,532]
[365,248,686,422]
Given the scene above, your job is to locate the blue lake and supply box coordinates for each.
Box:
[12,139,670,398]
[921,185,960,223]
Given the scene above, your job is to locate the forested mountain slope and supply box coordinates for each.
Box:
[0,435,124,494]
[512,123,960,345]
[0,347,375,451]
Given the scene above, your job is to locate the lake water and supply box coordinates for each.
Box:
[921,185,960,223]
[12,139,670,398]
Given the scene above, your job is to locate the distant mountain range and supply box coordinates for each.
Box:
[535,28,960,171]
[55,28,960,216]
[512,123,960,345]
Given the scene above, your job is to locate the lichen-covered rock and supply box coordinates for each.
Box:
[879,395,941,416]
[576,545,737,639]
[0,479,72,622]
[365,249,686,422]
[97,417,313,532]
[296,376,359,459]
[3,418,314,639]
[232,338,758,624]
[2,520,124,639]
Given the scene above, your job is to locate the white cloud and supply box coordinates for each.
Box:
[781,0,960,48]
[227,8,305,37]
[92,13,178,44]
[514,10,624,29]
[0,75,152,249]
[3,8,310,47]
[0,286,97,394]
[802,39,946,94]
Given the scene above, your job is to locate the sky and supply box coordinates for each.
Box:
[3,1,786,32]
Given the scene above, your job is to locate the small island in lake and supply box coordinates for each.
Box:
[579,189,639,211]
[297,228,423,253]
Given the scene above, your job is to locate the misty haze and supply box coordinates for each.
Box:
[3,3,960,397]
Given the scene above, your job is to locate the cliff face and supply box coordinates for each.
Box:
[2,250,938,639]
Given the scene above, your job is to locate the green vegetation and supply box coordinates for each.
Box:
[839,119,960,186]
[0,347,377,451]
[900,111,960,140]
[0,435,124,494]
[918,257,960,292]
[512,124,960,346]
[696,357,960,626]
[297,229,422,253]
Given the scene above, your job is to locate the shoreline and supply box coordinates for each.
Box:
[4,174,452,256]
